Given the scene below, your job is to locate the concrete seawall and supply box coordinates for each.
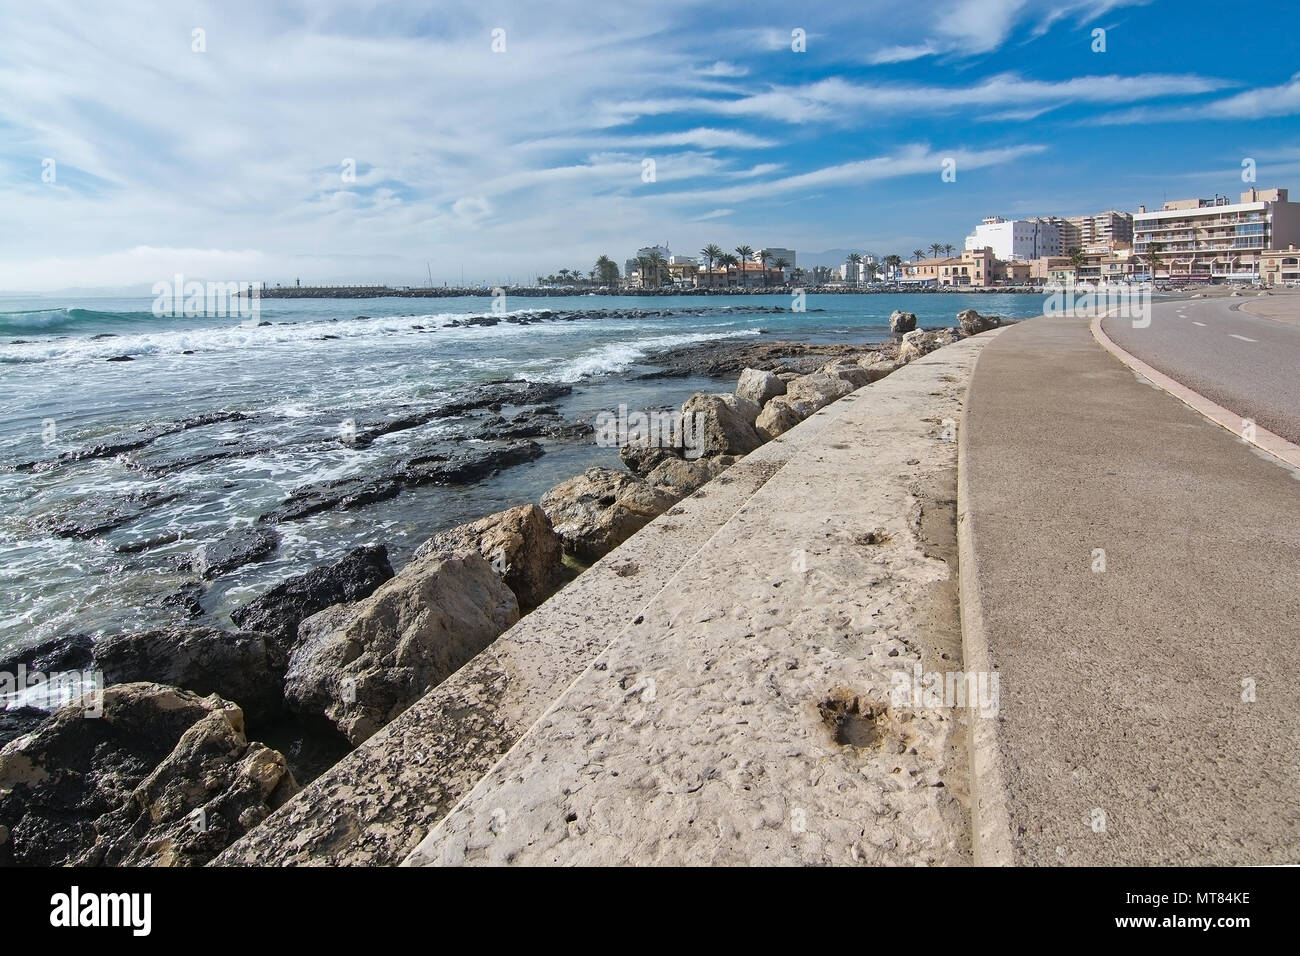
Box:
[218,332,1000,866]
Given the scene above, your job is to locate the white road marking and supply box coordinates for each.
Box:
[1228,333,1257,342]
[1192,321,1206,327]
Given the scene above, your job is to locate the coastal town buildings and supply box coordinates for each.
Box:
[1133,187,1300,282]
[964,216,1065,261]
[1067,210,1134,248]
[1259,244,1300,285]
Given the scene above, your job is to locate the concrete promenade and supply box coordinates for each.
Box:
[961,314,1300,865]
[221,333,996,866]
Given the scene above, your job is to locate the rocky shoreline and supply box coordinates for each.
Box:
[0,309,1003,867]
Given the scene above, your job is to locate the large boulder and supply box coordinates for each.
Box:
[230,545,394,650]
[735,368,786,407]
[889,310,918,334]
[863,359,900,383]
[284,551,519,745]
[540,467,679,563]
[818,358,872,388]
[898,328,964,364]
[644,454,738,496]
[957,309,1002,335]
[413,504,563,608]
[619,443,682,478]
[0,682,296,866]
[754,396,807,441]
[681,393,763,457]
[785,372,858,409]
[94,627,285,725]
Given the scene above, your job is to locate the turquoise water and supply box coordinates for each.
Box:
[0,292,1046,650]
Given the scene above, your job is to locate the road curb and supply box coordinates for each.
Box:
[956,327,1016,867]
[1092,313,1300,471]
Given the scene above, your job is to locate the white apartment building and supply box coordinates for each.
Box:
[964,217,1063,261]
[1133,188,1300,282]
[1067,211,1133,248]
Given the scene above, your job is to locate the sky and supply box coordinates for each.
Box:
[2,0,1299,292]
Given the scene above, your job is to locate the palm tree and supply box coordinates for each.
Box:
[1145,241,1164,281]
[758,248,772,288]
[644,249,667,288]
[594,254,618,285]
[847,252,863,285]
[929,243,944,258]
[913,249,925,261]
[773,257,789,285]
[884,254,902,280]
[719,253,739,287]
[943,243,955,257]
[864,261,880,284]
[699,244,723,287]
[734,245,754,288]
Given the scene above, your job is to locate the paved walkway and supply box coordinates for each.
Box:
[962,314,1300,865]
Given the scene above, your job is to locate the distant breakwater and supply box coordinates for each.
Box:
[254,284,1047,299]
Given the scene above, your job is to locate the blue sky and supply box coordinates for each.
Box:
[2,0,1298,291]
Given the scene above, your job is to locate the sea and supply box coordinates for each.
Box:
[0,291,1048,655]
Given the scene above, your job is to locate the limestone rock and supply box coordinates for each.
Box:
[755,396,807,440]
[414,504,563,608]
[899,328,964,364]
[681,393,763,457]
[735,368,786,407]
[644,455,738,496]
[619,443,682,478]
[540,467,679,563]
[0,682,296,866]
[956,309,1002,335]
[284,551,519,746]
[889,310,918,334]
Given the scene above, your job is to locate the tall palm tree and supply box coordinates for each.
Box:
[864,261,880,284]
[1145,241,1164,281]
[699,244,723,287]
[734,245,754,288]
[929,242,944,258]
[644,249,667,288]
[943,243,955,257]
[912,249,925,261]
[884,254,902,280]
[594,254,618,285]
[719,253,739,287]
[847,252,863,285]
[773,258,789,285]
[758,248,772,288]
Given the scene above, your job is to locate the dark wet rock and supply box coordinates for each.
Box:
[0,682,296,866]
[94,627,285,724]
[469,409,593,441]
[13,411,250,472]
[106,355,134,362]
[160,582,205,619]
[0,632,95,675]
[39,489,181,539]
[285,552,519,745]
[650,339,893,377]
[0,707,46,749]
[619,443,683,478]
[230,545,394,648]
[198,527,280,579]
[90,333,118,340]
[259,440,543,524]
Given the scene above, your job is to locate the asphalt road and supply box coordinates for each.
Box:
[1102,296,1300,445]
[964,315,1300,864]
